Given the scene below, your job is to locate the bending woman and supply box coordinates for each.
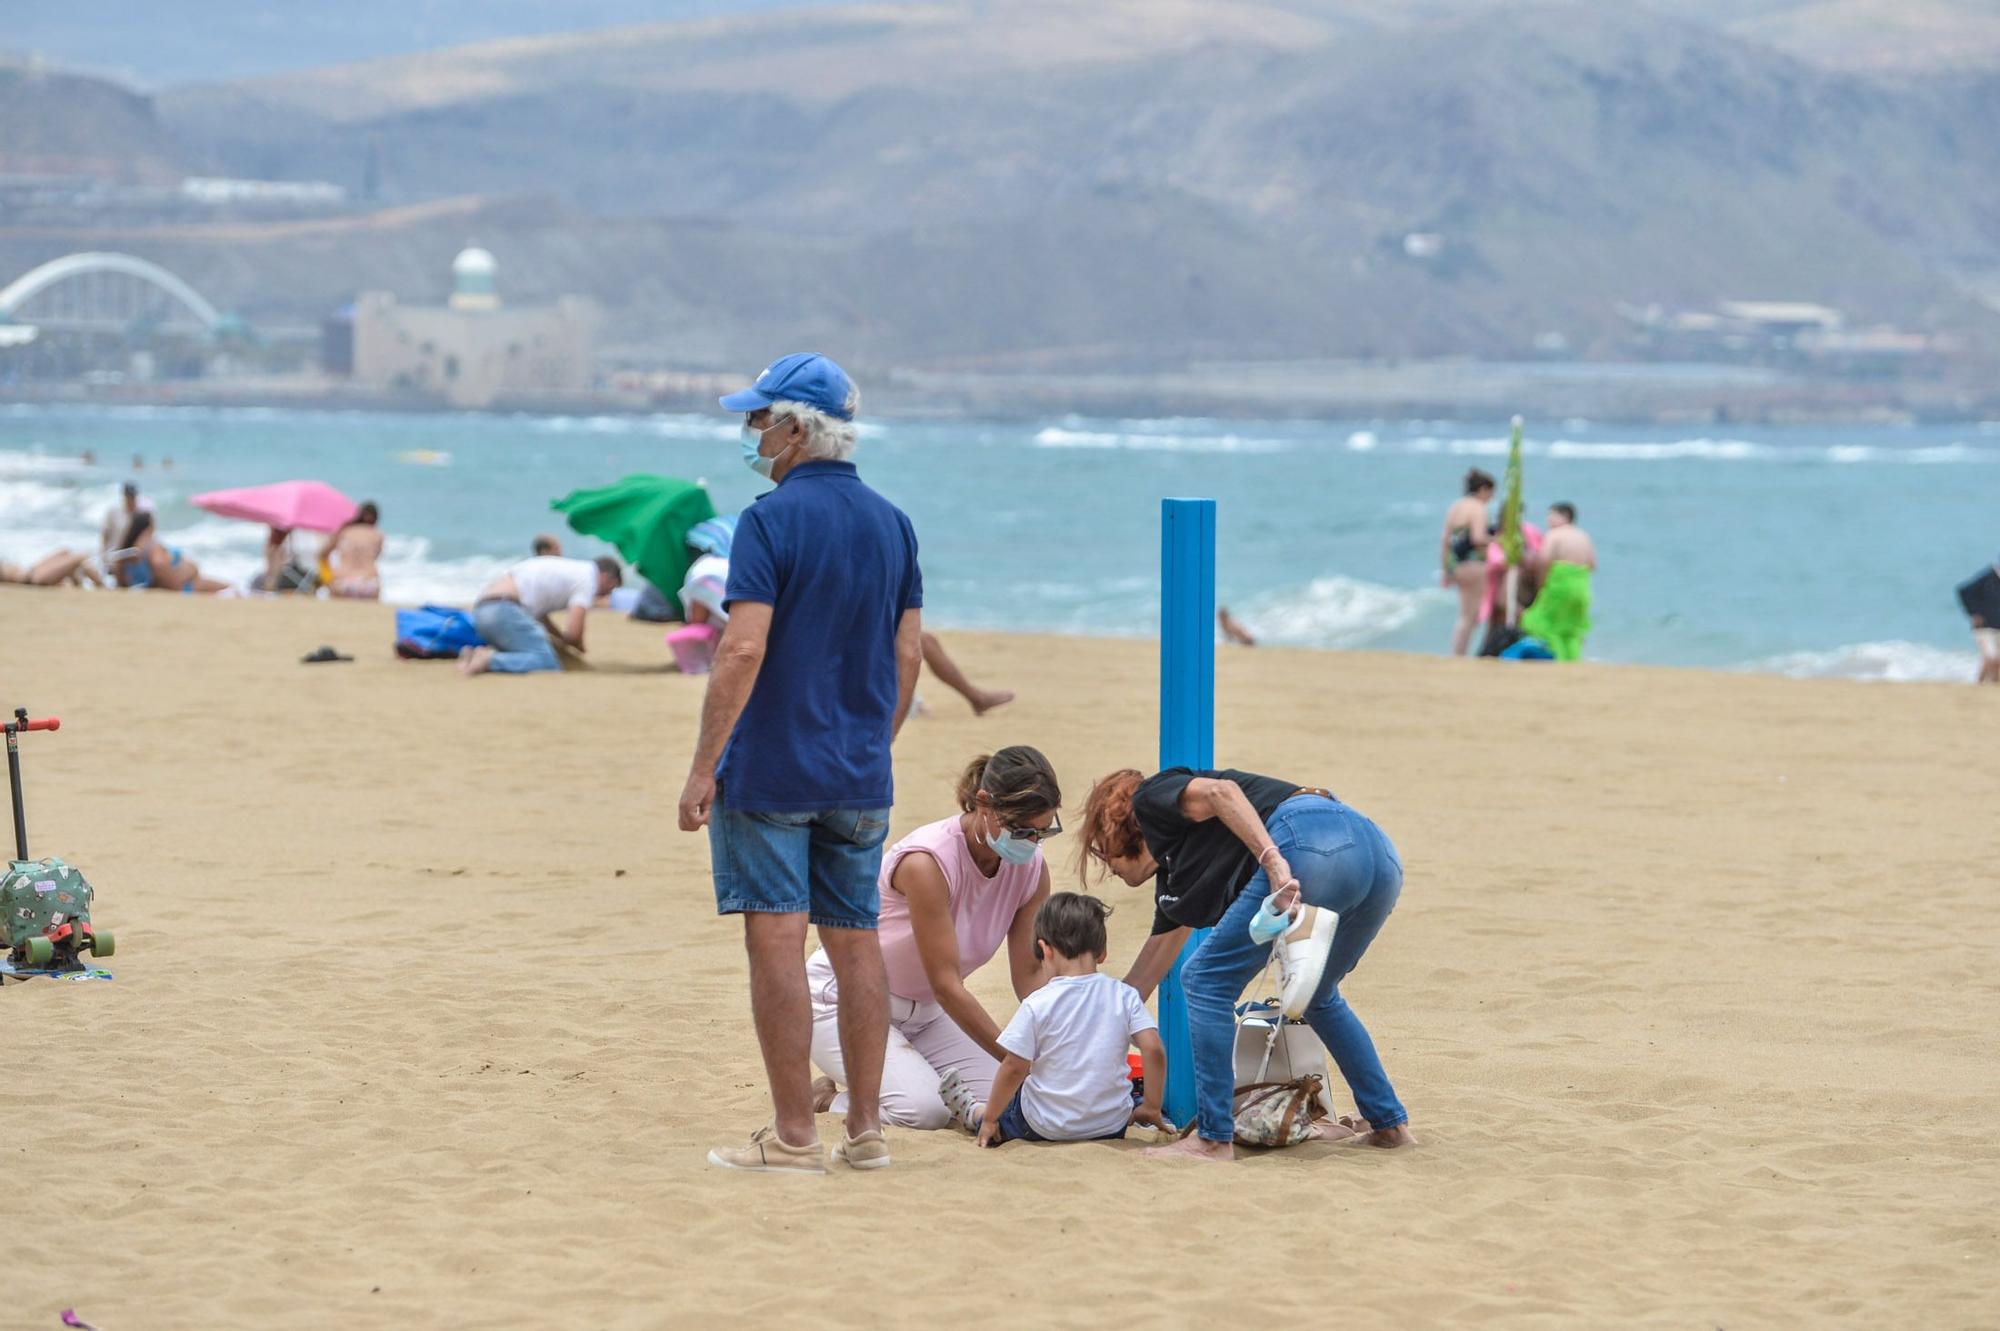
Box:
[809,747,1059,1129]
[1079,767,1415,1161]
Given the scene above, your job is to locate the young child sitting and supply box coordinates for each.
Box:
[943,892,1170,1145]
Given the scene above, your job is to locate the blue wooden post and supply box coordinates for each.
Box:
[1156,498,1215,1129]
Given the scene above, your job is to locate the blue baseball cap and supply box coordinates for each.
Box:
[719,352,856,421]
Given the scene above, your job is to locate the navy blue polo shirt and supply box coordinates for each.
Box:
[717,461,923,812]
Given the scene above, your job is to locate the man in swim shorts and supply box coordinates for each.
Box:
[1522,502,1596,662]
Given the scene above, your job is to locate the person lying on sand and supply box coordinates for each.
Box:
[809,749,1058,1131]
[110,513,229,594]
[945,893,1170,1147]
[0,549,103,588]
[1080,766,1416,1160]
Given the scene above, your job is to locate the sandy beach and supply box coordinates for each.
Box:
[3,589,1995,1329]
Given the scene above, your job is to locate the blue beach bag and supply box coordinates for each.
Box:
[394,605,484,660]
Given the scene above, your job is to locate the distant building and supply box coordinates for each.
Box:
[180,177,347,207]
[1715,301,1843,337]
[345,246,598,408]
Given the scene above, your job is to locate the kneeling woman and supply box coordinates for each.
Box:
[809,747,1060,1129]
[1078,767,1416,1160]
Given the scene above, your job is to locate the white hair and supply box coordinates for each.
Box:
[768,391,860,461]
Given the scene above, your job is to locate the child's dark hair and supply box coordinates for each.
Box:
[1550,501,1577,522]
[1034,891,1112,960]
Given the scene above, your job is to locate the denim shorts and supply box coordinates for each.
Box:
[708,801,891,930]
[989,1085,1139,1145]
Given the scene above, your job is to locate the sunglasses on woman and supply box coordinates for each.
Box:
[1001,813,1063,843]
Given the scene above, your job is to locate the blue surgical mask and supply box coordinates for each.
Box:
[1247,894,1295,945]
[741,420,787,478]
[985,824,1039,867]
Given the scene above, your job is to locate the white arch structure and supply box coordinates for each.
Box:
[0,252,223,330]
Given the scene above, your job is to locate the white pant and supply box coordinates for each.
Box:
[806,949,998,1131]
[1978,627,2000,663]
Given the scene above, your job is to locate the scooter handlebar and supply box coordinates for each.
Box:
[17,718,58,732]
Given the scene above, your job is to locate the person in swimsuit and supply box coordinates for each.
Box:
[807,747,1060,1129]
[1079,767,1416,1161]
[0,549,102,587]
[111,512,227,593]
[321,501,384,599]
[1441,468,1495,656]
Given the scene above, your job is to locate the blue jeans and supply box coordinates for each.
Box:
[1180,795,1407,1142]
[989,1085,1139,1145]
[472,600,560,674]
[709,800,891,930]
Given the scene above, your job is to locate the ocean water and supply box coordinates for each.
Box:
[3,403,1996,681]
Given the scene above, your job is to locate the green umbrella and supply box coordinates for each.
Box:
[1498,415,1525,625]
[551,474,717,601]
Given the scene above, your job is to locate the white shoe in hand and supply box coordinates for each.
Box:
[1276,906,1337,1019]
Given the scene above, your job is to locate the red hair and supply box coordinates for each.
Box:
[1076,769,1146,883]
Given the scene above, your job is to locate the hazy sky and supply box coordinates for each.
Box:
[6,0,836,87]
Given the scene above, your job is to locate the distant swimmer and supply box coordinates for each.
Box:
[1440,468,1495,656]
[1957,555,2000,685]
[531,533,563,557]
[1521,502,1596,662]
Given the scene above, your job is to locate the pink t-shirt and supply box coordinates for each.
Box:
[877,815,1044,1003]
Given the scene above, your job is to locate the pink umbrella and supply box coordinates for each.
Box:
[191,480,359,534]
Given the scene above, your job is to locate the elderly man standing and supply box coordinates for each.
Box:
[678,353,925,1174]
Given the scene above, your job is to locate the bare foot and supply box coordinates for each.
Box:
[1361,1124,1417,1149]
[969,689,1015,716]
[1144,1135,1234,1162]
[458,646,494,677]
[811,1075,839,1113]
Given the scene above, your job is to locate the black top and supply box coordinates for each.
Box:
[1959,566,2000,624]
[1134,768,1304,935]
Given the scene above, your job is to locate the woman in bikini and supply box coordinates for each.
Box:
[112,512,227,593]
[321,501,384,599]
[1441,468,1495,656]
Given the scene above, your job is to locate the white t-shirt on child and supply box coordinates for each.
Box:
[997,972,1157,1141]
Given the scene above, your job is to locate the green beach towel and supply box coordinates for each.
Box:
[1521,561,1593,662]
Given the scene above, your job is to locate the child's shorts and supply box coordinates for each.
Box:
[989,1085,1140,1145]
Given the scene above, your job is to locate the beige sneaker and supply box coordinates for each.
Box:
[831,1128,892,1170]
[706,1125,826,1174]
